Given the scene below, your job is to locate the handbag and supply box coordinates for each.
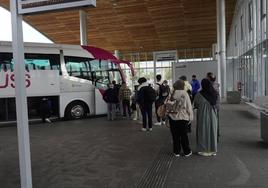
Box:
[157,104,166,118]
[165,91,178,114]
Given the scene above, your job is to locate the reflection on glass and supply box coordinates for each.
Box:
[147,61,154,68]
[140,61,147,68]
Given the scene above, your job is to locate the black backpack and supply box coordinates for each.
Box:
[157,83,170,98]
[142,86,156,103]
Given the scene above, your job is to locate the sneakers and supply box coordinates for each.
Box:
[198,152,216,157]
[141,128,152,132]
[154,122,161,126]
[141,128,147,132]
[184,151,192,157]
[174,151,192,157]
[45,118,51,123]
[162,121,166,125]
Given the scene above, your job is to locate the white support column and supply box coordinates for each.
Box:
[10,1,33,188]
[80,10,88,45]
[217,0,227,98]
[114,50,121,83]
[153,52,157,83]
[114,50,120,59]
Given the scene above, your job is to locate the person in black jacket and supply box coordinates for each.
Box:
[137,77,156,131]
[103,83,119,120]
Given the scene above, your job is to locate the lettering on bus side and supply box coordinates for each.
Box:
[0,73,31,89]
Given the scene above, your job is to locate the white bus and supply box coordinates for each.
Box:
[0,41,133,121]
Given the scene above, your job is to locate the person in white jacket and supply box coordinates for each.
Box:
[167,79,193,157]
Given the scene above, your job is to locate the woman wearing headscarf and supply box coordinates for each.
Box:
[194,79,218,156]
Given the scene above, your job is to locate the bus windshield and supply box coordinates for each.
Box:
[64,56,123,89]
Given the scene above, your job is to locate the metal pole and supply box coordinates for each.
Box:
[10,1,33,188]
[114,50,120,59]
[217,0,227,98]
[79,10,88,45]
[153,52,157,83]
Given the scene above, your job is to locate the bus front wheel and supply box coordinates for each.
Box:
[65,101,88,120]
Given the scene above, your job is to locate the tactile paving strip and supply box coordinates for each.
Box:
[136,147,174,188]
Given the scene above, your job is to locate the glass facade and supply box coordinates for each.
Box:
[227,0,268,101]
[120,49,212,90]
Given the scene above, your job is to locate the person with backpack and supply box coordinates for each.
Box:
[166,80,193,157]
[119,82,132,118]
[103,83,119,120]
[155,79,170,125]
[137,77,156,131]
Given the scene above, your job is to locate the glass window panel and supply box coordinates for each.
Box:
[156,61,162,67]
[261,0,267,19]
[25,54,60,71]
[140,61,147,68]
[95,71,109,84]
[235,25,237,46]
[162,61,171,67]
[90,59,109,71]
[240,15,244,40]
[0,53,14,71]
[89,59,100,71]
[156,68,172,85]
[146,61,154,68]
[248,2,253,32]
[145,68,154,83]
[263,41,268,95]
[134,62,140,69]
[109,70,122,85]
[64,56,91,80]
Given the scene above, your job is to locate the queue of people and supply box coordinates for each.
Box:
[102,72,220,157]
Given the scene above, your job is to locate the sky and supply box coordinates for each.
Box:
[0,7,53,43]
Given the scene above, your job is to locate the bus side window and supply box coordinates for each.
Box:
[1,64,7,72]
[64,56,92,80]
[0,53,13,72]
[25,53,60,72]
[25,64,29,72]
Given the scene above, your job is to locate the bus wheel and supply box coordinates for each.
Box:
[65,101,88,120]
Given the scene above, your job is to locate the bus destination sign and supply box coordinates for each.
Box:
[18,0,96,15]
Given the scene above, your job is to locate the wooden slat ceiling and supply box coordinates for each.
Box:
[0,0,236,54]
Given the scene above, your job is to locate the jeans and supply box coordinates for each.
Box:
[169,118,191,155]
[140,104,153,129]
[107,103,116,120]
[122,99,131,117]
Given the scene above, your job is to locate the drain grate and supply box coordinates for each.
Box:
[136,147,174,188]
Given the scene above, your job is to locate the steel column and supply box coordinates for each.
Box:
[80,10,88,45]
[114,50,120,59]
[10,1,33,188]
[217,0,227,97]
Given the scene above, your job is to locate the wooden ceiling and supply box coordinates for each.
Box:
[0,0,236,54]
